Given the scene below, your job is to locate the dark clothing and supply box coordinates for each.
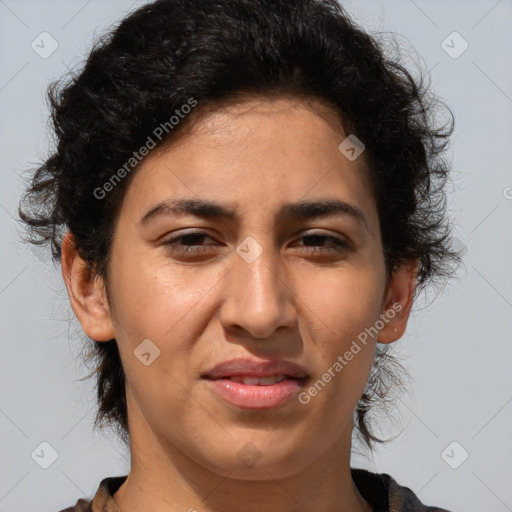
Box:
[58,467,452,512]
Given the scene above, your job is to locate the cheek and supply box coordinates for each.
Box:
[107,251,233,412]
[298,264,385,345]
[109,247,229,344]
[294,265,384,400]
[107,257,221,427]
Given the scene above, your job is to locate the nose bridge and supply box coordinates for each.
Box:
[220,234,296,338]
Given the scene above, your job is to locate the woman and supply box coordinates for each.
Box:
[18,0,460,510]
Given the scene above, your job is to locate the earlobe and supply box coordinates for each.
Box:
[377,260,418,344]
[61,232,115,342]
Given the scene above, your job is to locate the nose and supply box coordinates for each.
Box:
[218,238,297,340]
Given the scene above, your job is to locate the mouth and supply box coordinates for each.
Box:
[203,374,308,385]
[202,374,309,409]
[201,357,310,409]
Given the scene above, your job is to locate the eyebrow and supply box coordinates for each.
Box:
[139,197,369,231]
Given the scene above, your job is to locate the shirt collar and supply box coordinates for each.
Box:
[86,467,444,512]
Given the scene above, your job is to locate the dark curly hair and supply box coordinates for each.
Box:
[18,0,461,453]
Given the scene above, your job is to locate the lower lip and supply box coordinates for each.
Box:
[204,378,306,409]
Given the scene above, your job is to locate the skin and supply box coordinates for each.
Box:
[61,96,417,512]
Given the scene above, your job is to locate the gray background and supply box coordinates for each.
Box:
[1,0,511,510]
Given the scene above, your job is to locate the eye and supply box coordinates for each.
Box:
[163,231,218,254]
[162,230,351,257]
[292,232,351,253]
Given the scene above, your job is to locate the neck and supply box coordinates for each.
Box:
[113,396,373,512]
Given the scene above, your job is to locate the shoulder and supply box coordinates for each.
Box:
[56,475,127,512]
[387,472,452,512]
[57,497,92,512]
[351,467,453,512]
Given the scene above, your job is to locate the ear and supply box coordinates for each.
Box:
[61,232,115,342]
[377,259,418,344]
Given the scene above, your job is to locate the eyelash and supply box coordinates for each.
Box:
[163,231,351,254]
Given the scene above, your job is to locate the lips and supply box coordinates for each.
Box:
[202,358,309,409]
[202,358,309,381]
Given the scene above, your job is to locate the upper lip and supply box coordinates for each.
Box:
[202,358,308,379]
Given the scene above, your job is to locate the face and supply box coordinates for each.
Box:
[64,96,414,480]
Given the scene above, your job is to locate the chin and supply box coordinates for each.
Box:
[196,445,307,481]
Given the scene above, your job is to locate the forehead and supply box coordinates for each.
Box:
[121,96,377,231]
